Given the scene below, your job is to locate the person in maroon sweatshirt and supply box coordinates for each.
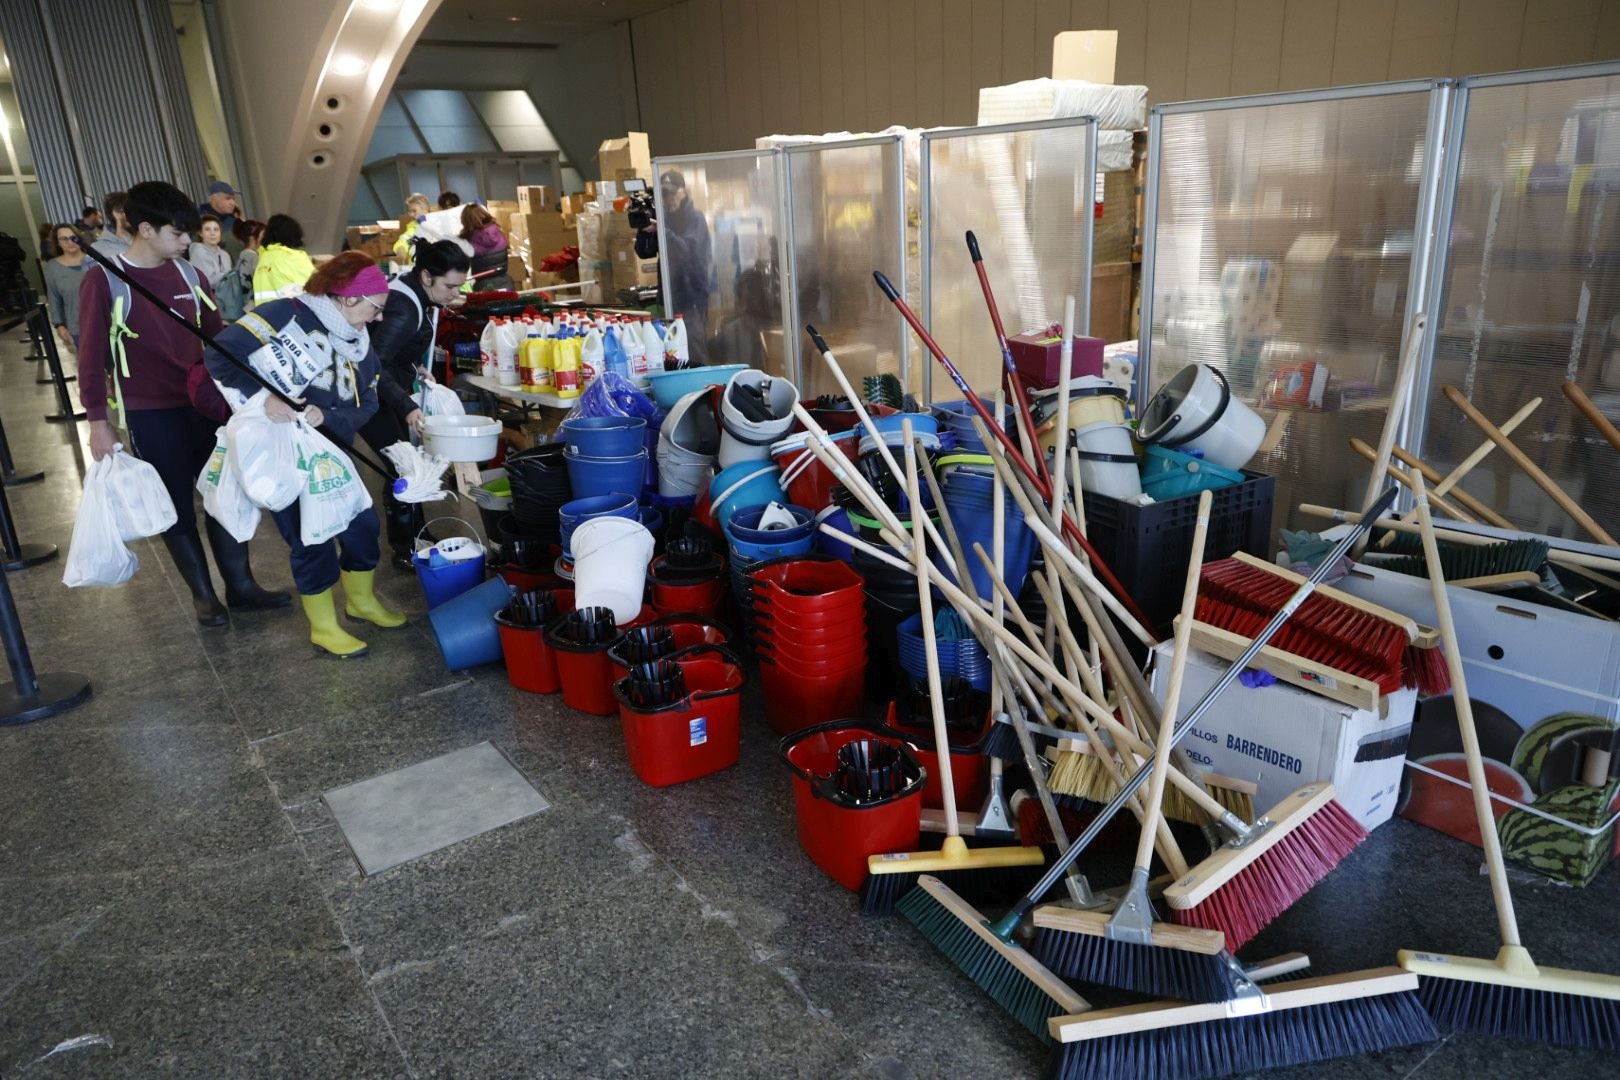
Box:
[77,180,287,625]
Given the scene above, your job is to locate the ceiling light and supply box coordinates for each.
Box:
[331,54,369,77]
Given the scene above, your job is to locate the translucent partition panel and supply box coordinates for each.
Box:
[1416,64,1620,544]
[921,118,1098,403]
[653,149,790,376]
[784,137,907,398]
[1142,83,1448,537]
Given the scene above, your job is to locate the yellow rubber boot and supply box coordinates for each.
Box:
[341,569,407,628]
[300,589,369,658]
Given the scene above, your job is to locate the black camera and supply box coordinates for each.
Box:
[624,178,656,230]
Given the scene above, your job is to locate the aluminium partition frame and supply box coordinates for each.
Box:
[781,134,909,391]
[1136,78,1456,481]
[918,115,1100,402]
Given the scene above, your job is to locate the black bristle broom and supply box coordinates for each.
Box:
[1398,472,1620,1048]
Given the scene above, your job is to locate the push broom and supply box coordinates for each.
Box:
[1398,471,1620,1048]
[854,420,1044,915]
[898,488,1401,1037]
[1026,492,1265,1005]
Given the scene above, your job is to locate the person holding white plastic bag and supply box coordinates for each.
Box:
[359,238,469,569]
[205,252,402,659]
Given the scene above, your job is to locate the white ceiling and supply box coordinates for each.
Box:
[422,0,679,45]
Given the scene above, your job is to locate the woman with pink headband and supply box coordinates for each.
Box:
[205,251,404,658]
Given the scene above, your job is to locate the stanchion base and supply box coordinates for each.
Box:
[43,412,85,424]
[36,375,75,385]
[0,670,92,725]
[2,470,45,487]
[2,542,57,570]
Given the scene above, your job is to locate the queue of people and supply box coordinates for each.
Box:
[65,177,482,659]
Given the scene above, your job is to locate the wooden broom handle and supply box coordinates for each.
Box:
[1411,472,1522,949]
[1131,491,1213,876]
[903,420,961,835]
[1562,381,1620,457]
[1349,438,1480,523]
[1432,397,1541,501]
[1388,446,1512,528]
[1444,385,1617,545]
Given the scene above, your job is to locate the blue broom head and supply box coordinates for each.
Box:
[898,885,1066,1042]
[1418,977,1620,1050]
[1047,987,1438,1079]
[1030,930,1249,1003]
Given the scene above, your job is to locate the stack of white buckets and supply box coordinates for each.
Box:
[1041,376,1141,501]
[657,389,720,497]
[717,370,798,469]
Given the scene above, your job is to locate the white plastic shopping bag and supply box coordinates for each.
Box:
[62,456,138,587]
[418,377,464,418]
[292,422,372,546]
[197,427,262,543]
[226,392,303,510]
[102,446,176,541]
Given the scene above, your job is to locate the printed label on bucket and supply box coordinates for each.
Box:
[689,716,707,747]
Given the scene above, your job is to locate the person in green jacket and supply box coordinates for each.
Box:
[252,213,315,306]
[392,192,432,264]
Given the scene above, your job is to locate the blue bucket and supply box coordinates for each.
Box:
[560,494,638,553]
[726,503,815,546]
[566,448,648,500]
[729,531,814,565]
[709,462,785,528]
[943,483,1034,604]
[428,575,516,670]
[413,548,488,609]
[560,415,647,457]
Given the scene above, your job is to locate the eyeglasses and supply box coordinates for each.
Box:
[356,296,386,314]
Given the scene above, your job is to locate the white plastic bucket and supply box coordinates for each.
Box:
[571,516,654,625]
[1137,364,1264,471]
[656,438,714,496]
[718,369,798,469]
[1037,377,1130,453]
[1072,420,1142,501]
[422,415,502,463]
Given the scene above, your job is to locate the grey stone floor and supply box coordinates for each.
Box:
[1,334,1615,1079]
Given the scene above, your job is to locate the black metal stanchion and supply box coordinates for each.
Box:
[0,406,44,487]
[0,478,54,569]
[19,304,46,360]
[0,563,90,725]
[38,308,85,424]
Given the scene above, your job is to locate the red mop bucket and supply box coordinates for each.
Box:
[650,575,727,620]
[880,692,992,812]
[778,721,927,891]
[771,430,860,510]
[758,655,866,736]
[546,606,622,716]
[495,588,576,694]
[615,646,745,787]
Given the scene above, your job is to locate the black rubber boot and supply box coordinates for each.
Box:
[206,517,291,610]
[162,528,229,626]
[384,495,420,572]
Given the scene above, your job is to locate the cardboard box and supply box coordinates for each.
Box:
[608,237,658,287]
[1334,563,1620,884]
[596,132,650,183]
[516,186,555,214]
[506,255,526,283]
[1052,30,1118,82]
[1149,641,1417,830]
[514,213,576,261]
[344,225,392,262]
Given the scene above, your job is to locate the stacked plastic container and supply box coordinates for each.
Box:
[744,556,867,735]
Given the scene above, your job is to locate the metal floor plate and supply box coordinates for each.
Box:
[322,742,550,875]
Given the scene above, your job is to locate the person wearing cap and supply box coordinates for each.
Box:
[199,180,244,251]
[205,251,403,658]
[642,169,713,363]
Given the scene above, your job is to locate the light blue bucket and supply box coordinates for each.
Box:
[428,576,516,670]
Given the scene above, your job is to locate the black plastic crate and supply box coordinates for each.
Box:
[1081,471,1275,635]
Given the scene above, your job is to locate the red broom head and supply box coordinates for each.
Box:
[1403,643,1451,696]
[1015,795,1131,848]
[1168,798,1368,951]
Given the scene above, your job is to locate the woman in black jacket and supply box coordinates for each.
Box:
[359,239,470,568]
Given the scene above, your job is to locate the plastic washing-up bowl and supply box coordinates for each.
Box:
[644,364,748,409]
[422,415,502,463]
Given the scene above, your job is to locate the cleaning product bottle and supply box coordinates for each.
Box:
[664,314,689,369]
[621,317,647,377]
[520,324,543,390]
[602,322,630,379]
[479,317,501,379]
[580,325,604,386]
[553,327,582,399]
[496,317,521,386]
[636,316,663,374]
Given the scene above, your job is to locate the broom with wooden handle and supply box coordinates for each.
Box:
[1563,381,1620,456]
[1397,470,1620,1048]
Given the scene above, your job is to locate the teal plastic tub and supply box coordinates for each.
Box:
[1139,444,1246,501]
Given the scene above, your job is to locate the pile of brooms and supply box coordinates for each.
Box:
[784,238,1619,1077]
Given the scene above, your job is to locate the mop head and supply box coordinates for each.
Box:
[382,442,454,503]
[1401,946,1620,1049]
[898,875,1089,1041]
[1045,969,1437,1080]
[1164,785,1368,952]
[1029,910,1244,1003]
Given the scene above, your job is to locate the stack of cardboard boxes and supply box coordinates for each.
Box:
[573,132,660,303]
[344,222,403,263]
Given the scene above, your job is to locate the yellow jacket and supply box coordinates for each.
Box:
[252,244,315,307]
[392,219,420,262]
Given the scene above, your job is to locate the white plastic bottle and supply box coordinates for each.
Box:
[636,316,663,375]
[479,317,501,379]
[580,325,604,386]
[496,318,521,386]
[664,314,689,369]
[620,317,648,378]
